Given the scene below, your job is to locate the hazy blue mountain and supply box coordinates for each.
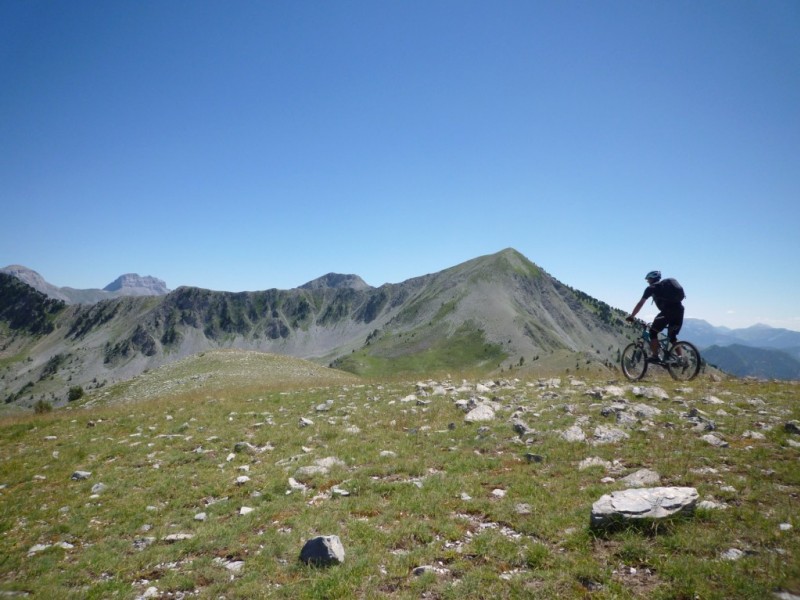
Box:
[0,265,169,304]
[703,344,800,380]
[682,318,800,358]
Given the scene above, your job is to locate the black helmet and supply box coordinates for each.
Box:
[645,270,661,282]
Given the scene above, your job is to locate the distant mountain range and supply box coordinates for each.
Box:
[1,249,633,408]
[2,252,798,411]
[680,319,800,379]
[0,265,169,304]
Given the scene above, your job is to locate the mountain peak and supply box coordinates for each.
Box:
[103,274,170,295]
[299,273,371,291]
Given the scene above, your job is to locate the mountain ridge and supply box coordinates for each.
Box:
[0,248,633,408]
[0,265,169,304]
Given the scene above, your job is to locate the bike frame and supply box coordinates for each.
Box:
[638,324,675,360]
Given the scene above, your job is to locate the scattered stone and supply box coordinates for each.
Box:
[234,442,257,454]
[71,471,92,481]
[697,500,728,511]
[235,476,251,485]
[28,544,50,555]
[465,404,495,423]
[91,483,107,494]
[133,537,156,551]
[632,386,669,400]
[491,489,506,499]
[194,512,207,522]
[590,487,698,529]
[592,425,630,445]
[779,522,792,531]
[579,456,612,471]
[720,548,745,561]
[515,503,532,515]
[412,565,450,577]
[163,533,194,543]
[631,403,662,419]
[136,587,160,600]
[214,556,245,573]
[620,469,661,488]
[331,485,350,496]
[525,453,544,463]
[299,535,345,566]
[703,395,725,405]
[239,506,254,516]
[287,478,308,493]
[603,385,626,398]
[379,450,397,458]
[785,420,800,435]
[562,425,586,443]
[294,457,346,482]
[701,433,729,448]
[512,418,535,437]
[299,417,314,428]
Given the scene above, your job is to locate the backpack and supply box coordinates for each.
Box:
[653,278,685,303]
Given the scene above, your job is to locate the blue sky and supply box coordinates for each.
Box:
[2,1,799,331]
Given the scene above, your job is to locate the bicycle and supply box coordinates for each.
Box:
[620,322,701,381]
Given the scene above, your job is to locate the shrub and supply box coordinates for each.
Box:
[67,386,84,402]
[34,399,53,414]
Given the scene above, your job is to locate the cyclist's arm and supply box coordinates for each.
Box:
[627,298,646,321]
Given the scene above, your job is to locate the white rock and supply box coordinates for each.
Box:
[163,533,194,542]
[701,433,729,448]
[591,487,698,528]
[720,548,745,561]
[620,469,661,488]
[562,425,586,443]
[464,404,495,423]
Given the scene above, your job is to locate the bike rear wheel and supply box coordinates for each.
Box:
[667,341,701,381]
[621,342,648,380]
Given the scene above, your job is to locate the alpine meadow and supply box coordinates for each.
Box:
[1,249,798,599]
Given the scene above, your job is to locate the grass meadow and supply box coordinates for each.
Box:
[1,357,798,599]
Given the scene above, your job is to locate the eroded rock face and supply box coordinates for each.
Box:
[591,487,698,529]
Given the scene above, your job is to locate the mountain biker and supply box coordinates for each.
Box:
[626,270,685,363]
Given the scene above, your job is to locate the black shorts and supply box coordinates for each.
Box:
[651,304,684,343]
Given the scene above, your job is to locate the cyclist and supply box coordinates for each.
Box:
[626,270,685,364]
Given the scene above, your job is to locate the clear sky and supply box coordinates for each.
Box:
[2,1,798,331]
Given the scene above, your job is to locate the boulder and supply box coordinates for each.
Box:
[299,535,345,566]
[590,486,698,529]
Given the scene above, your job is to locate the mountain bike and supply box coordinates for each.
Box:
[621,322,701,381]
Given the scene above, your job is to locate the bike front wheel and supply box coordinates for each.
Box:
[667,341,701,381]
[621,342,648,381]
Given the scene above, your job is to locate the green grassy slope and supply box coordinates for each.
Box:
[1,361,798,599]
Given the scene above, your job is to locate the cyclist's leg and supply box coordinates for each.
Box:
[666,305,685,355]
[650,314,667,358]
